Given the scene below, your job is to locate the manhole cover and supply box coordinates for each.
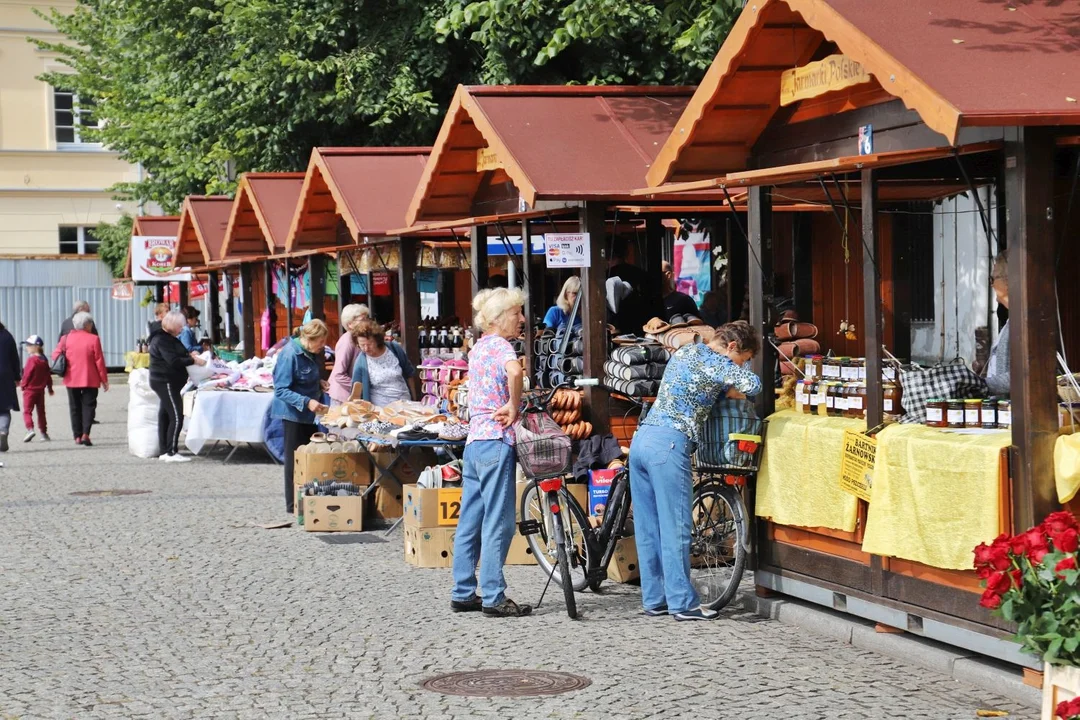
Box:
[317,534,386,545]
[420,670,591,698]
[69,489,151,497]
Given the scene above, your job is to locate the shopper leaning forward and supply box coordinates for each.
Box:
[148,310,207,462]
[631,320,762,621]
[272,319,330,515]
[451,288,531,617]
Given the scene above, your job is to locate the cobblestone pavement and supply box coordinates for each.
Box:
[0,382,1034,719]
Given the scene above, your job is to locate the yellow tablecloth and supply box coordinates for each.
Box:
[755,410,864,533]
[861,424,1009,570]
[124,352,150,372]
[1054,434,1080,504]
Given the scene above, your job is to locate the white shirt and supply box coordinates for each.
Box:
[367,348,411,408]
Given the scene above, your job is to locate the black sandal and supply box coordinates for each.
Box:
[482,598,533,618]
[450,596,483,613]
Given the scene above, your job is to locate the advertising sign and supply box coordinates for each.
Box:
[544,233,591,268]
[838,430,876,502]
[780,54,873,107]
[131,235,191,282]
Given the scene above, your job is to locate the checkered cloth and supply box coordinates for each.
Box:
[900,358,988,424]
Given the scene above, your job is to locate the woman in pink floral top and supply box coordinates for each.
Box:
[451,287,530,618]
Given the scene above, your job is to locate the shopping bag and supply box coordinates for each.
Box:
[900,358,988,424]
[513,409,572,479]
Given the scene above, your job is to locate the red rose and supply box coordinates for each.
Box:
[1053,527,1080,553]
[1055,555,1078,579]
[974,542,995,567]
[1058,697,1080,720]
[1023,528,1050,563]
[1045,510,1079,535]
[1009,533,1029,556]
[985,571,1011,595]
[979,588,1002,609]
[987,544,1011,571]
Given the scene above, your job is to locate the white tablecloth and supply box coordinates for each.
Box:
[184,391,275,454]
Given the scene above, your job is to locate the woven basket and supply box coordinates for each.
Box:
[1058,374,1080,404]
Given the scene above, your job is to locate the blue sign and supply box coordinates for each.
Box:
[859,124,873,156]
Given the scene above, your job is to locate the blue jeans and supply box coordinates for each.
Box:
[451,440,517,607]
[629,425,697,614]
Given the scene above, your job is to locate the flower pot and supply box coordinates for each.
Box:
[1043,662,1080,719]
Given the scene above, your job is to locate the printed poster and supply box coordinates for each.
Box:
[131,235,191,282]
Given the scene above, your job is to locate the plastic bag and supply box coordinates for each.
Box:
[186,351,215,383]
[127,369,160,458]
[514,409,572,479]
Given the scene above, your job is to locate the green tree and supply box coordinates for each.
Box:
[95,214,133,279]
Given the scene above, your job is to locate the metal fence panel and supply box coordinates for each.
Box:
[77,286,157,367]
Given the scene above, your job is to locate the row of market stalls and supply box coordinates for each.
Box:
[124,0,1080,669]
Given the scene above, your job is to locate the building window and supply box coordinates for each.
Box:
[59,226,102,255]
[53,88,100,146]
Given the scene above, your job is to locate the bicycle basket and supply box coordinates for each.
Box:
[514,409,572,479]
[694,397,764,472]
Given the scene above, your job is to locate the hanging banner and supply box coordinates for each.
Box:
[373,273,392,297]
[780,54,873,107]
[544,233,591,268]
[131,235,191,282]
[838,430,876,502]
[673,221,711,304]
[110,282,134,301]
[190,277,209,300]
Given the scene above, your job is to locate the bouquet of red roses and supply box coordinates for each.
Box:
[1058,696,1080,720]
[974,511,1080,666]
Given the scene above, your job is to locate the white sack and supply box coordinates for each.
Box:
[127,368,160,458]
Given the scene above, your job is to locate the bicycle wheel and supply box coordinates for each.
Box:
[689,479,748,611]
[555,521,578,619]
[521,482,592,591]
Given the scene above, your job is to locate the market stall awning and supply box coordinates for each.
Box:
[174,196,233,268]
[222,172,306,261]
[406,85,699,226]
[124,215,180,279]
[390,207,579,236]
[636,142,1002,195]
[647,0,1080,188]
[285,147,431,255]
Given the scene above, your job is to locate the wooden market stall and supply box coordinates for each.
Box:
[639,0,1080,667]
[174,196,234,345]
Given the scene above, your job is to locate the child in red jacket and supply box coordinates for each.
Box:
[20,335,52,442]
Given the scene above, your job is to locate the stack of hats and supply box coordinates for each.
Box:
[604,341,669,397]
[774,317,820,376]
[642,316,717,355]
[533,325,584,389]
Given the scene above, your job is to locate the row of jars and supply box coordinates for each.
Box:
[794,380,903,420]
[803,356,899,383]
[925,398,1012,430]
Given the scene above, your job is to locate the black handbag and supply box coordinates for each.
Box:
[50,338,67,377]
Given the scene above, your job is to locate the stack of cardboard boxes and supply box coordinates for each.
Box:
[402,484,462,567]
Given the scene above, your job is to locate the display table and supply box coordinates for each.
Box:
[124,352,150,372]
[755,410,865,533]
[184,390,275,459]
[862,424,1010,570]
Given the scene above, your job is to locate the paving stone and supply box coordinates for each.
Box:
[0,382,1038,719]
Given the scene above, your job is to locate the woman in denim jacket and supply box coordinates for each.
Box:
[272,320,330,514]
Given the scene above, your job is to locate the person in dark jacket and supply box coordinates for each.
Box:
[59,300,98,340]
[148,310,206,462]
[0,320,20,452]
[147,303,169,337]
[272,319,330,514]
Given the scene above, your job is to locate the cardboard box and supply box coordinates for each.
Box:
[404,525,456,567]
[303,495,364,532]
[294,449,372,488]
[505,532,538,565]
[403,484,463,528]
[588,469,617,517]
[516,481,589,520]
[372,482,404,520]
[607,536,639,583]
[372,448,437,486]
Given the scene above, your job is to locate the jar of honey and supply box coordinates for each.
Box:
[847,384,866,419]
[981,398,997,429]
[823,357,840,380]
[883,383,902,415]
[805,356,819,380]
[964,399,982,428]
[857,358,867,382]
[947,399,965,428]
[926,398,947,428]
[827,382,843,416]
[997,400,1012,429]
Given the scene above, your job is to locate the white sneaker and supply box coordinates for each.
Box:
[23,431,35,443]
[158,454,170,461]
[165,454,192,463]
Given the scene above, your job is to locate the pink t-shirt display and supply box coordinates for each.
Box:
[467,334,518,445]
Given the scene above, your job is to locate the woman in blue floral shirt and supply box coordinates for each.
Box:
[631,320,762,621]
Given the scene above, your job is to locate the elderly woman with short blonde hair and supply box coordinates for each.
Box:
[542,276,582,331]
[451,287,531,617]
[328,303,371,405]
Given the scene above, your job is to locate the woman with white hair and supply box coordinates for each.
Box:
[985,251,1011,397]
[451,287,531,617]
[148,310,207,462]
[328,303,370,405]
[542,276,582,330]
[51,311,109,446]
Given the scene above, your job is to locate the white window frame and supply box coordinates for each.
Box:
[53,88,103,149]
[59,226,101,256]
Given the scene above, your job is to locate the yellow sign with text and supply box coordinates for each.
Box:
[476,148,503,172]
[437,488,463,526]
[838,429,876,502]
[780,54,873,107]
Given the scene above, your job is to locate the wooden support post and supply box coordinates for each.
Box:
[264,261,276,349]
[336,255,349,329]
[239,262,256,360]
[223,270,237,344]
[398,237,420,360]
[521,219,534,381]
[309,255,326,322]
[1005,126,1059,530]
[580,202,609,433]
[208,270,222,345]
[727,215,749,322]
[471,225,488,295]
[645,217,666,320]
[155,283,164,304]
[862,169,884,428]
[178,282,189,310]
[792,213,813,322]
[748,186,775,418]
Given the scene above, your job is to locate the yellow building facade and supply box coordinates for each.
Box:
[0,0,139,256]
